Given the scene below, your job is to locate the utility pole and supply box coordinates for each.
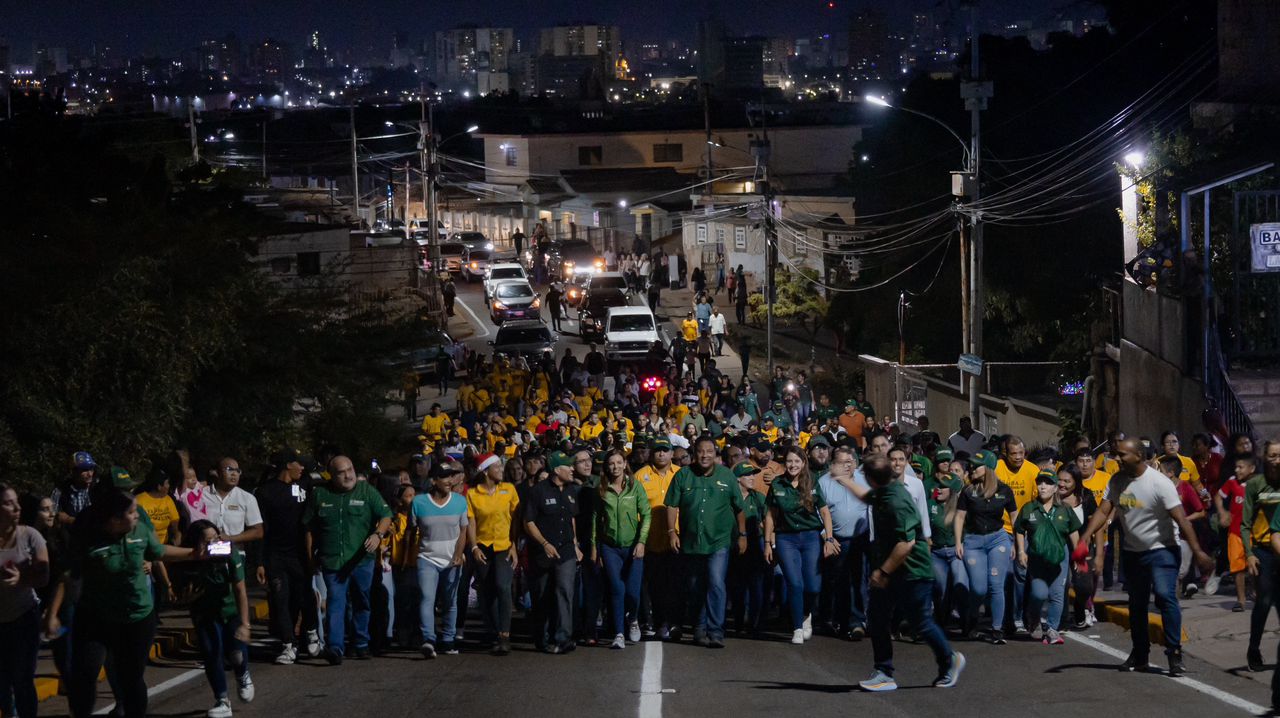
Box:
[752,104,776,376]
[261,119,267,180]
[349,106,360,227]
[403,162,411,225]
[962,2,992,425]
[187,98,199,164]
[426,102,440,275]
[702,82,713,209]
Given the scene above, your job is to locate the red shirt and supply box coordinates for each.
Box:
[1219,477,1246,535]
[1195,453,1223,494]
[1176,480,1205,517]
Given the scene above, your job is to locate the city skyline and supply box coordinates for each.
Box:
[3,0,1085,60]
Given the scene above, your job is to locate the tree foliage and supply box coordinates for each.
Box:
[748,269,830,340]
[0,117,413,491]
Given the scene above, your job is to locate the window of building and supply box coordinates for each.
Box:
[696,224,707,244]
[504,145,517,166]
[653,143,683,163]
[297,252,321,276]
[578,145,603,166]
[734,225,746,249]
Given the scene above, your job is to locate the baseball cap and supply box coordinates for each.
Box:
[934,448,954,463]
[651,438,672,452]
[110,466,138,490]
[807,435,832,449]
[772,400,784,410]
[968,450,998,471]
[753,437,773,452]
[1036,470,1059,486]
[548,451,574,470]
[72,451,97,472]
[733,461,762,478]
[431,461,464,479]
[269,447,303,471]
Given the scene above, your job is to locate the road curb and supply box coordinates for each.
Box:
[1094,598,1189,647]
[36,598,270,703]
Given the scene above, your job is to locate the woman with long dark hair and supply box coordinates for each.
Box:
[953,451,1018,644]
[764,446,838,645]
[180,519,253,718]
[593,448,651,649]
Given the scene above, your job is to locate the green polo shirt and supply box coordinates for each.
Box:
[304,481,392,571]
[664,463,744,555]
[593,479,652,549]
[190,547,245,622]
[766,476,827,533]
[1013,501,1081,571]
[868,482,933,582]
[71,519,166,623]
[736,489,767,541]
[923,475,963,548]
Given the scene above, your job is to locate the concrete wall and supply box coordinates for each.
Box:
[1118,338,1208,440]
[480,125,862,186]
[256,226,415,296]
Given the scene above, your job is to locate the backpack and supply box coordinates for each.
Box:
[1029,505,1066,566]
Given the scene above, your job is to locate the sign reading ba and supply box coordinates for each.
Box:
[958,353,984,376]
[1251,223,1280,272]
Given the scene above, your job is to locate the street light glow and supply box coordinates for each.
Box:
[1124,151,1145,169]
[865,95,891,107]
[466,125,479,133]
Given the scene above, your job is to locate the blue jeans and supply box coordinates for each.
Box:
[576,545,604,640]
[1026,554,1069,630]
[930,546,969,624]
[869,578,954,678]
[194,617,249,700]
[728,538,767,632]
[685,548,730,639]
[775,531,822,630]
[0,607,40,718]
[600,544,644,636]
[962,530,1013,631]
[416,559,461,645]
[322,558,375,655]
[1008,543,1028,629]
[1122,547,1182,656]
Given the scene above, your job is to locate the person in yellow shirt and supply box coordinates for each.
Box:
[580,413,606,442]
[633,439,681,637]
[574,391,593,419]
[996,436,1040,633]
[1159,431,1202,486]
[681,312,699,344]
[465,453,520,655]
[455,377,476,414]
[760,417,780,444]
[585,378,604,405]
[420,403,451,441]
[669,400,690,429]
[471,386,492,414]
[134,465,182,605]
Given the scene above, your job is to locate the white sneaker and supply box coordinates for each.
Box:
[611,633,626,649]
[791,629,805,645]
[1085,609,1097,627]
[801,614,813,640]
[207,699,233,718]
[305,630,322,657]
[1205,573,1221,597]
[237,674,254,703]
[1013,619,1026,634]
[274,644,296,665]
[628,621,641,643]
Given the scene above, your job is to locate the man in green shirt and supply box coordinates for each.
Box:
[860,454,965,692]
[1244,441,1280,672]
[665,435,747,648]
[304,455,392,665]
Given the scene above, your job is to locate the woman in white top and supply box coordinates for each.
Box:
[0,483,51,718]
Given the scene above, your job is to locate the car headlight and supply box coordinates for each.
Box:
[492,300,508,310]
[470,262,478,269]
[484,242,494,250]
[593,258,605,269]
[531,297,541,309]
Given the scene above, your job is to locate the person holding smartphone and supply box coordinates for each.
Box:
[181,520,253,718]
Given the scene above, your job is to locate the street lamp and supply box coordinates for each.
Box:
[1124,151,1145,169]
[864,95,970,167]
[1120,149,1146,264]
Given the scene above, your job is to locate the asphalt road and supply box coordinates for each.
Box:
[40,616,1275,718]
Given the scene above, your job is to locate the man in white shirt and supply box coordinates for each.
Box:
[947,416,987,457]
[205,457,264,546]
[708,308,728,356]
[1078,438,1213,676]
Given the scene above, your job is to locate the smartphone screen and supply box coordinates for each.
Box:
[208,540,232,556]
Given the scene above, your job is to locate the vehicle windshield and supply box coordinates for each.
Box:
[609,314,654,332]
[587,293,628,311]
[590,276,627,291]
[495,283,534,299]
[467,250,491,261]
[490,267,525,280]
[497,327,551,344]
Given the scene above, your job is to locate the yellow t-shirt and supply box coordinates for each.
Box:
[1095,453,1120,476]
[1175,454,1200,483]
[996,459,1040,534]
[1082,470,1112,507]
[580,421,604,442]
[635,464,679,552]
[681,319,699,342]
[456,384,475,412]
[574,395,593,418]
[135,492,180,543]
[466,482,520,552]
[670,403,690,427]
[420,412,450,439]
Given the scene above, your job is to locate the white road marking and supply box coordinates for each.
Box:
[1068,632,1268,715]
[639,640,664,718]
[454,296,491,339]
[92,668,204,715]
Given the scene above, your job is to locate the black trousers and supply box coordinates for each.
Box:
[264,552,316,646]
[530,558,576,648]
[68,611,156,718]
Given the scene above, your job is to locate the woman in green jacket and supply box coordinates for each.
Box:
[592,448,652,649]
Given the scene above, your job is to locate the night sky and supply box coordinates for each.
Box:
[3,0,1059,59]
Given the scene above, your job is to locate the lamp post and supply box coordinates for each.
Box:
[1120,151,1145,264]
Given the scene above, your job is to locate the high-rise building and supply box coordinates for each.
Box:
[250,38,289,83]
[0,38,9,74]
[848,9,888,80]
[434,26,513,95]
[199,34,243,76]
[303,30,330,69]
[538,24,622,77]
[722,37,765,92]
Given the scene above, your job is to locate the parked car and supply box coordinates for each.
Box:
[450,231,493,251]
[577,288,631,343]
[484,262,529,300]
[461,247,492,282]
[546,239,603,280]
[414,240,465,273]
[410,218,447,239]
[604,306,663,362]
[385,328,458,382]
[488,280,542,324]
[489,320,557,358]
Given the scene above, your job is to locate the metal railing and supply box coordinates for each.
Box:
[1206,320,1256,439]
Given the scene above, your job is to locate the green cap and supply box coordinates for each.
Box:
[110,466,138,490]
[934,448,954,462]
[651,438,672,452]
[1036,470,1059,485]
[548,451,574,470]
[807,435,832,449]
[733,461,762,478]
[968,450,998,471]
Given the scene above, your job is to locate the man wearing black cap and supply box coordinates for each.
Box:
[255,448,320,664]
[523,452,583,653]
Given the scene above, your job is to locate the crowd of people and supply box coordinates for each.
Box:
[8,332,1280,715]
